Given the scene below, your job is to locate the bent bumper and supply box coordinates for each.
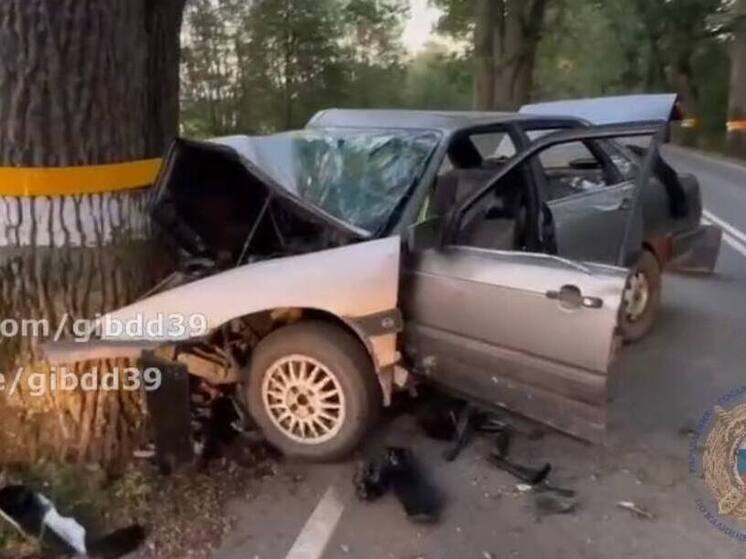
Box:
[668,223,722,273]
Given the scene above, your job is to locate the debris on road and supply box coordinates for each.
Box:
[534,482,577,499]
[487,453,552,486]
[617,500,655,520]
[443,404,476,462]
[354,447,443,524]
[0,484,145,558]
[141,350,259,474]
[142,355,194,473]
[415,393,578,505]
[417,397,515,462]
[354,457,390,503]
[534,494,578,518]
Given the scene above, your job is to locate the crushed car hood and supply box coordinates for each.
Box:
[520,94,683,125]
[152,137,369,263]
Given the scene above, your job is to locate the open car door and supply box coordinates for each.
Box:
[535,126,665,267]
[402,124,665,443]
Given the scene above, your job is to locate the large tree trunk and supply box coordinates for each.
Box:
[672,52,700,147]
[473,0,496,110]
[473,0,548,111]
[0,0,185,465]
[727,0,746,157]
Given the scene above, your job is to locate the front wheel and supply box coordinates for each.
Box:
[245,321,381,461]
[621,250,662,343]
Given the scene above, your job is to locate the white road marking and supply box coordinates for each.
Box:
[666,145,746,174]
[285,486,345,559]
[703,209,746,245]
[702,214,746,259]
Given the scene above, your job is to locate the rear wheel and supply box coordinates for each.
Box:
[245,321,381,461]
[621,250,662,343]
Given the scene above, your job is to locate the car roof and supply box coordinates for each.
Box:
[306,109,583,134]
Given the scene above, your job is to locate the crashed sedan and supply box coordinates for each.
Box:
[46,97,721,460]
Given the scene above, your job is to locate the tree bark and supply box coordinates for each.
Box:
[474,0,548,111]
[727,0,746,157]
[0,0,185,465]
[473,0,496,110]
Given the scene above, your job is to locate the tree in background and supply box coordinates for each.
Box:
[343,0,410,108]
[533,0,735,145]
[434,0,553,110]
[180,0,743,152]
[402,42,473,109]
[0,0,185,464]
[535,0,636,99]
[180,0,240,136]
[181,0,410,136]
[728,0,746,155]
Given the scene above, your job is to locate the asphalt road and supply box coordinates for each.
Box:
[215,146,746,559]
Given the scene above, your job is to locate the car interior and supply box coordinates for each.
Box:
[425,128,635,255]
[536,140,614,200]
[427,130,531,252]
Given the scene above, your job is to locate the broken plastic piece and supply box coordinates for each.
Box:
[88,525,147,559]
[0,485,86,555]
[417,399,512,462]
[386,448,443,523]
[487,453,552,486]
[0,485,145,558]
[141,354,194,473]
[617,500,655,520]
[416,399,463,442]
[443,404,476,462]
[353,460,389,503]
[353,448,443,523]
[533,481,576,498]
[534,494,578,518]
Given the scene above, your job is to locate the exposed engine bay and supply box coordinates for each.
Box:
[144,138,373,385]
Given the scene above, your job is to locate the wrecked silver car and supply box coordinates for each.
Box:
[46,100,721,459]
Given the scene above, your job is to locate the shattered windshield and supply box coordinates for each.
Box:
[228,128,440,233]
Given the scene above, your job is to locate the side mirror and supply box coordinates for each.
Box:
[406,216,445,252]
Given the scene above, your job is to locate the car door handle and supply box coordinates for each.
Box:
[593,198,631,212]
[546,285,604,309]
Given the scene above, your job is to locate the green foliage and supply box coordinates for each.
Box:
[430,0,472,37]
[534,0,733,129]
[402,42,472,109]
[535,0,631,100]
[181,0,410,136]
[692,38,731,131]
[180,0,738,143]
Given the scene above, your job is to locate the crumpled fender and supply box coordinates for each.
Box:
[46,237,402,372]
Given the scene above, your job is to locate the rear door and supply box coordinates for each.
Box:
[402,124,664,442]
[536,138,638,264]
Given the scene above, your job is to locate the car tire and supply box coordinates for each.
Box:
[244,320,381,461]
[621,249,662,343]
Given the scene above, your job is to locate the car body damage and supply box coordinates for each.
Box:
[45,137,406,389]
[150,137,371,266]
[43,109,722,455]
[96,236,402,370]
